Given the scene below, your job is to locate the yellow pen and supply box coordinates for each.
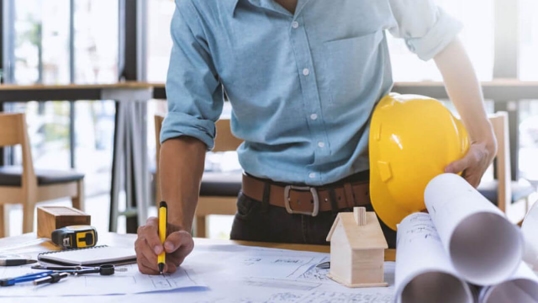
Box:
[158,201,168,275]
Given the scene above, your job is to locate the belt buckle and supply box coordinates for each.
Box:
[284,185,319,217]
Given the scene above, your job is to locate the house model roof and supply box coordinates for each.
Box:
[326,211,388,250]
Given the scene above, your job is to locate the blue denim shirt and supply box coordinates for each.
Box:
[162,0,462,186]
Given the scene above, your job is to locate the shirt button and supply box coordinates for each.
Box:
[318,142,325,148]
[309,173,316,179]
[310,114,318,120]
[291,21,299,29]
[302,68,310,76]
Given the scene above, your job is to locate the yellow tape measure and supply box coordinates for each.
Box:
[51,225,98,249]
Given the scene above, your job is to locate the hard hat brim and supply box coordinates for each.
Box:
[370,172,412,231]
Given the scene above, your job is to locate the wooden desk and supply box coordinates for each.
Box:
[0,232,395,261]
[0,83,154,233]
[0,82,152,102]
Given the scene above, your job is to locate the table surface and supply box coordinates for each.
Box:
[151,79,538,89]
[0,79,536,92]
[0,233,397,302]
[0,82,153,91]
[0,233,396,261]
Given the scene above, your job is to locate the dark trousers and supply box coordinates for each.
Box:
[230,178,397,248]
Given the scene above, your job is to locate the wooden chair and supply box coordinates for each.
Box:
[154,115,242,237]
[477,111,537,224]
[0,113,85,237]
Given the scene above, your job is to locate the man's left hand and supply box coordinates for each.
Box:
[444,140,497,188]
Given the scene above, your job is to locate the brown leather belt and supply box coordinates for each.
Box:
[241,173,370,216]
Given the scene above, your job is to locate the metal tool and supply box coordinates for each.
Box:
[31,263,126,276]
[51,225,98,249]
[0,271,55,286]
[33,272,69,285]
[0,254,37,266]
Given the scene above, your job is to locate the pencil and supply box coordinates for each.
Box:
[158,201,168,275]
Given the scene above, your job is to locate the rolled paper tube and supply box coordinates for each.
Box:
[479,262,538,303]
[522,201,538,271]
[395,213,474,303]
[425,173,523,285]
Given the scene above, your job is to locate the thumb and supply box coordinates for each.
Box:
[445,156,470,175]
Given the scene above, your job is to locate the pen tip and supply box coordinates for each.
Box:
[158,263,164,275]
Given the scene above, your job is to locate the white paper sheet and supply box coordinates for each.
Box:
[424,173,523,285]
[394,212,473,303]
[479,262,538,303]
[0,262,203,296]
[0,243,396,302]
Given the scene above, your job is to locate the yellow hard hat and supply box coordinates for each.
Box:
[369,93,470,230]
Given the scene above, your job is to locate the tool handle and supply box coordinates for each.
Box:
[33,272,69,285]
[0,271,54,286]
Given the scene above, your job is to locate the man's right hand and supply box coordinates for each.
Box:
[134,217,194,275]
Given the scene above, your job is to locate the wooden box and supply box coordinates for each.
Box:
[37,206,91,238]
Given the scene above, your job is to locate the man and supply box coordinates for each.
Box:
[135,0,496,275]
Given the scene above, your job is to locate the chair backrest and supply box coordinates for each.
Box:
[0,113,26,147]
[0,112,37,189]
[489,111,511,212]
[213,119,243,152]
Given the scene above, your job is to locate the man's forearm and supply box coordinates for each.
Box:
[433,38,495,148]
[159,136,207,232]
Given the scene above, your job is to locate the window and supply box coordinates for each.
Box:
[147,0,174,82]
[389,0,495,82]
[519,0,538,81]
[8,0,119,198]
[73,0,118,84]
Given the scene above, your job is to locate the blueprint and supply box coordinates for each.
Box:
[0,262,203,297]
[0,241,396,302]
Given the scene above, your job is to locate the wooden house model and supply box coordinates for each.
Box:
[326,207,388,287]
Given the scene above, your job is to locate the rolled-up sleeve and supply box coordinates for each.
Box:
[388,0,463,61]
[161,0,223,150]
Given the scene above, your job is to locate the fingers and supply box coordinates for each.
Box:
[445,156,470,175]
[445,156,483,187]
[135,217,164,274]
[162,231,195,272]
[466,170,483,188]
[140,217,164,254]
[445,144,491,188]
[135,221,194,275]
[136,249,160,275]
[164,230,194,255]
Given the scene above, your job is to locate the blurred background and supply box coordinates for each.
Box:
[1,0,537,237]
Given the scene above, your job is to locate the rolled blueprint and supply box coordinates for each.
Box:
[479,262,538,303]
[424,173,523,285]
[522,201,538,271]
[394,213,474,303]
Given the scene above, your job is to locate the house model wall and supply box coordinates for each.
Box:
[326,207,388,287]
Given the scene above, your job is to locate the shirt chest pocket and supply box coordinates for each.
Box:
[322,30,385,105]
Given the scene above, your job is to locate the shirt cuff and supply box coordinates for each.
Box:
[160,111,216,150]
[405,8,463,61]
